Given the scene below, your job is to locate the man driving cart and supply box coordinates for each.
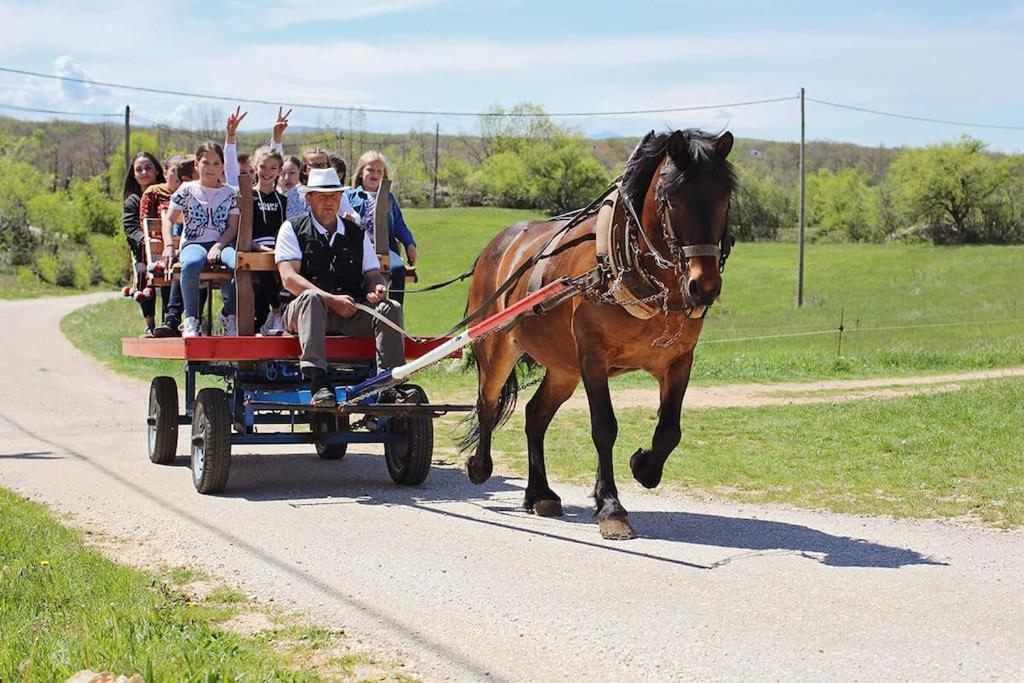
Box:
[274,167,405,406]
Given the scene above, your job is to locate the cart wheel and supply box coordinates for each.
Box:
[311,412,348,460]
[147,376,178,464]
[384,385,433,486]
[191,388,231,494]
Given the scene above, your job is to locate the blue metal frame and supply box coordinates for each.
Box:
[179,357,396,447]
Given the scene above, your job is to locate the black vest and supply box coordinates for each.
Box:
[284,213,366,302]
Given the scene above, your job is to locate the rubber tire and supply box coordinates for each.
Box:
[191,388,231,494]
[148,376,178,464]
[384,385,434,486]
[311,413,348,460]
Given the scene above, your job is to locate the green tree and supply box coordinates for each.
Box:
[106,131,161,198]
[730,164,797,241]
[529,137,611,213]
[807,168,881,242]
[888,136,1011,244]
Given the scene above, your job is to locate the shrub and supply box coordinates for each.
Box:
[16,266,36,287]
[34,250,58,284]
[54,254,76,288]
[71,178,120,236]
[72,251,98,288]
[88,234,130,284]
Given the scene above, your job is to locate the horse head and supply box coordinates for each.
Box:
[624,129,736,315]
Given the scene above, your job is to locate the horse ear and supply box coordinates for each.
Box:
[667,130,688,161]
[626,130,657,166]
[715,131,734,158]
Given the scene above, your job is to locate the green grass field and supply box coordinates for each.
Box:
[0,488,402,681]
[474,376,1024,527]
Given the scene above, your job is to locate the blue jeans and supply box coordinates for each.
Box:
[180,242,236,319]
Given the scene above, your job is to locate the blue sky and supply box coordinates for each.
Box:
[1,0,1022,151]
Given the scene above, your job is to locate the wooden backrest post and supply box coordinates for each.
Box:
[374,178,392,293]
[236,176,256,336]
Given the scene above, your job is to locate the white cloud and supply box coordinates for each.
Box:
[224,0,443,26]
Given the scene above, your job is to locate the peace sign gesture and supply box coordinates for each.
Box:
[272,106,292,143]
[225,106,248,142]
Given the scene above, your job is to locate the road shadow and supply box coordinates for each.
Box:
[0,451,62,460]
[180,448,945,571]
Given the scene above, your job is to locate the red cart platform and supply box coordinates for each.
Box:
[121,335,460,362]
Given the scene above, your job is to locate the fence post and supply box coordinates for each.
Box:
[797,87,806,307]
[124,105,131,179]
[431,122,440,208]
[836,306,845,358]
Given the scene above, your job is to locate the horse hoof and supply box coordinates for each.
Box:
[598,516,636,541]
[464,456,492,485]
[532,499,563,517]
[629,448,663,489]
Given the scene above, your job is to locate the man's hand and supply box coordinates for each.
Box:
[161,245,176,273]
[406,244,418,266]
[272,106,292,143]
[366,283,388,305]
[207,244,222,264]
[226,106,248,143]
[327,294,358,318]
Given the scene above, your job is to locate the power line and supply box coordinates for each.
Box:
[0,102,120,117]
[807,97,1024,131]
[0,65,795,118]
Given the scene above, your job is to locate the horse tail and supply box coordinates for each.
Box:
[457,354,536,453]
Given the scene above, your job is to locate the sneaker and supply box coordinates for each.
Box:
[153,319,181,338]
[141,326,155,338]
[219,312,238,336]
[259,310,284,336]
[182,317,202,338]
[311,386,337,407]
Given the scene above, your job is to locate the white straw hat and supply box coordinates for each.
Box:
[302,168,344,194]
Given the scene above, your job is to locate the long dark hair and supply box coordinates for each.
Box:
[122,151,166,200]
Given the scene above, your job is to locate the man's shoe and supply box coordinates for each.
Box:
[153,319,181,338]
[307,368,336,407]
[182,317,202,338]
[141,326,155,338]
[311,386,337,407]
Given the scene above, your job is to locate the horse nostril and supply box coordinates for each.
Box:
[688,278,721,304]
[688,279,701,300]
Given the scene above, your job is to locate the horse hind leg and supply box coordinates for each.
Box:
[523,369,579,516]
[463,332,522,485]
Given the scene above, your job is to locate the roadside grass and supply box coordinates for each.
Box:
[0,487,408,682]
[469,377,1024,527]
[0,264,107,300]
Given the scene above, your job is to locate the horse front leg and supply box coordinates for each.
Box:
[523,369,579,516]
[630,353,693,489]
[580,353,635,540]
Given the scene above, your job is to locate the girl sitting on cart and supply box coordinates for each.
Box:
[161,142,240,338]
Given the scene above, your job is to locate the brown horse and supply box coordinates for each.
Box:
[461,128,736,540]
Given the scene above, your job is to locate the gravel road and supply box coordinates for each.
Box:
[1,293,1022,681]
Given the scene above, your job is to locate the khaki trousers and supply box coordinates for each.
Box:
[282,290,405,372]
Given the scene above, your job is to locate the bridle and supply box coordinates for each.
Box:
[618,156,735,282]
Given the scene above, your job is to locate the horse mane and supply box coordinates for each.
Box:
[621,129,736,211]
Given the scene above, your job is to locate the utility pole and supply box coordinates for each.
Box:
[797,87,806,307]
[124,105,131,180]
[431,122,440,208]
